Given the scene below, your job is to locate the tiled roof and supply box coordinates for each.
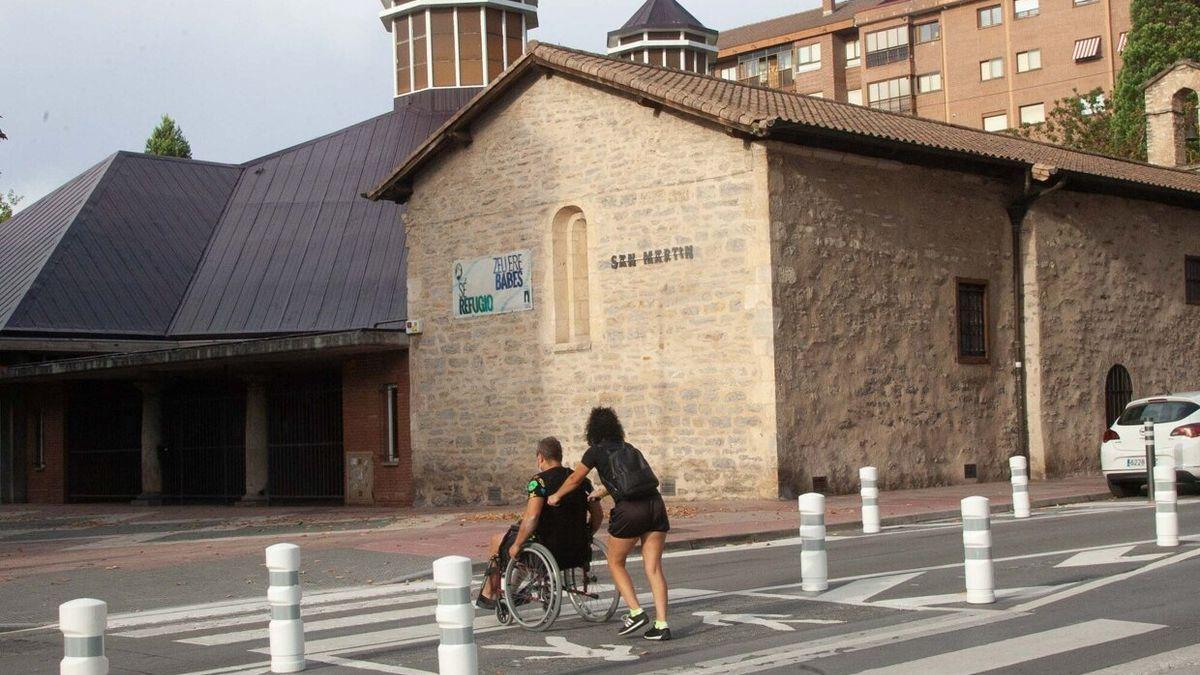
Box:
[616,0,712,33]
[370,42,1200,203]
[717,0,880,51]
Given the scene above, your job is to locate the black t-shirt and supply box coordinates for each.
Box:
[527,466,593,563]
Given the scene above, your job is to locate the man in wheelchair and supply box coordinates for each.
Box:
[476,437,603,610]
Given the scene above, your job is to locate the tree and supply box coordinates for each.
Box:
[1010,88,1120,156]
[1110,0,1200,161]
[144,114,192,159]
[0,190,22,224]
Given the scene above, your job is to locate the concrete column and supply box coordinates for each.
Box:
[242,379,269,504]
[133,382,163,505]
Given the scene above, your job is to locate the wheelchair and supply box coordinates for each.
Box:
[492,537,619,631]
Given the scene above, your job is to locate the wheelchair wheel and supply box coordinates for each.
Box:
[502,543,562,631]
[495,598,513,625]
[566,538,619,623]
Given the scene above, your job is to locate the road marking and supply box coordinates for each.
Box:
[308,654,436,674]
[1055,545,1169,568]
[182,604,438,646]
[483,636,639,662]
[1012,545,1200,613]
[115,592,437,638]
[175,662,271,675]
[693,611,843,631]
[872,585,1067,610]
[810,572,924,604]
[1086,642,1200,674]
[855,619,1164,674]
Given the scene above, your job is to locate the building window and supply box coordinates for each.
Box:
[1074,0,1098,5]
[980,57,1004,81]
[917,72,942,93]
[845,39,861,68]
[805,91,825,98]
[1019,102,1046,125]
[384,384,400,463]
[956,281,988,362]
[915,22,941,44]
[983,112,1009,132]
[553,207,590,344]
[1187,256,1200,305]
[867,76,912,112]
[847,88,863,105]
[796,43,821,73]
[1105,365,1133,426]
[1118,32,1128,54]
[1073,36,1102,62]
[718,65,737,81]
[737,45,793,87]
[1016,49,1042,73]
[865,27,909,68]
[1014,0,1039,19]
[978,5,1003,28]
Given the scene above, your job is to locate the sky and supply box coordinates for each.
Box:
[1,1,815,208]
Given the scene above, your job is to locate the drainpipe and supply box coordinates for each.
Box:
[1007,163,1067,462]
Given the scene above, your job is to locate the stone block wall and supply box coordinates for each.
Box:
[402,75,779,504]
[766,143,1021,495]
[1022,190,1200,477]
[343,352,412,506]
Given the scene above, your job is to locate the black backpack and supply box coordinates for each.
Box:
[598,442,659,501]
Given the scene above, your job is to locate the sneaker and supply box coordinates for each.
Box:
[644,625,672,641]
[617,611,651,636]
[475,595,496,610]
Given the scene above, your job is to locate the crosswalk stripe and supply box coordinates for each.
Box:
[181,604,438,646]
[115,592,436,639]
[108,583,433,630]
[1086,642,1200,674]
[855,619,1164,675]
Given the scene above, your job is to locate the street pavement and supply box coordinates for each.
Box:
[4,496,1200,673]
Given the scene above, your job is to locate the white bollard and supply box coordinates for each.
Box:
[799,493,828,592]
[59,598,108,675]
[1155,459,1179,547]
[265,543,305,673]
[1010,456,1031,519]
[434,555,477,675]
[860,467,881,534]
[961,496,995,605]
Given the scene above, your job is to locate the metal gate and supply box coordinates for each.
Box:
[267,376,343,503]
[162,382,246,503]
[66,383,142,502]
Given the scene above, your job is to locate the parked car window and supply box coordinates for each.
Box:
[1117,402,1200,425]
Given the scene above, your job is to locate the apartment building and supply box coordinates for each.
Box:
[714,0,1131,131]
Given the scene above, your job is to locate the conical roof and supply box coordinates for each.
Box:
[616,0,713,34]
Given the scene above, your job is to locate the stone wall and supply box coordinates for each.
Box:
[1144,62,1200,169]
[1023,190,1200,478]
[766,143,1021,495]
[403,74,779,504]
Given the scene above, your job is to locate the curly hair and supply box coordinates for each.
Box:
[585,407,625,446]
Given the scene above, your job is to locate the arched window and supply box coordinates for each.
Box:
[1105,365,1133,426]
[1173,88,1200,163]
[552,207,590,344]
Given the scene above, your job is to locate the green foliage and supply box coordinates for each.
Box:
[1011,88,1119,156]
[1110,0,1200,160]
[0,190,22,224]
[144,114,193,159]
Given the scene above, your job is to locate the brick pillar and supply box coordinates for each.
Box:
[242,379,269,504]
[133,382,163,505]
[26,384,66,504]
[342,352,412,506]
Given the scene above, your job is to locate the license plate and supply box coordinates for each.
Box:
[1125,457,1147,469]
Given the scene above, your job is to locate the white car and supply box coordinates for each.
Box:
[1101,392,1200,497]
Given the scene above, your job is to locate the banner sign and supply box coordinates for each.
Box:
[453,249,533,318]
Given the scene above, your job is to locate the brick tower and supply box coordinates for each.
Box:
[379,0,539,99]
[606,0,717,75]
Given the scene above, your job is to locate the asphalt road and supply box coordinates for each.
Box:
[4,498,1200,674]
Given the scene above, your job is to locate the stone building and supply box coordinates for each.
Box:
[370,42,1200,502]
[3,0,1199,506]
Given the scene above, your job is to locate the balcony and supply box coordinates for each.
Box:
[866,45,909,68]
[868,95,913,113]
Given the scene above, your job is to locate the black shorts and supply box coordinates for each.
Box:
[608,494,670,539]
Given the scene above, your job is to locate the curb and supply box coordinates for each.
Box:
[388,490,1113,582]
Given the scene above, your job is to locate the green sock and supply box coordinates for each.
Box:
[629,608,644,618]
[654,620,669,629]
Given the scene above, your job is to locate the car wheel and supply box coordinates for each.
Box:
[1108,480,1141,498]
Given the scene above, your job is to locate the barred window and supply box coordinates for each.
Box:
[957,281,988,362]
[1187,256,1200,306]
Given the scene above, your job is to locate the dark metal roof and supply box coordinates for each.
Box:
[0,88,478,344]
[1,153,240,337]
[167,87,479,338]
[616,0,712,34]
